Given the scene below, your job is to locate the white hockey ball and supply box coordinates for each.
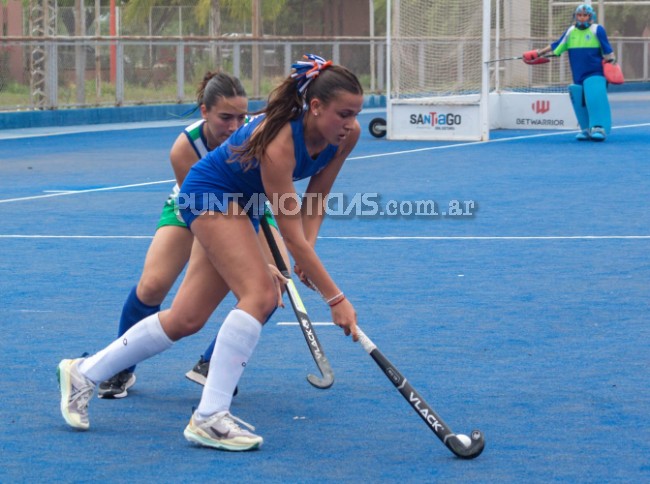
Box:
[456,434,472,447]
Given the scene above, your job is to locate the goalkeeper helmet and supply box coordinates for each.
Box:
[574,4,596,29]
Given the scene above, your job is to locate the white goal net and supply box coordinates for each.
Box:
[489,1,583,131]
[386,0,601,140]
[386,0,491,141]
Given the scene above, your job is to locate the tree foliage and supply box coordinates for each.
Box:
[121,0,286,32]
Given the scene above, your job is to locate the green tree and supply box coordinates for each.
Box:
[122,0,286,34]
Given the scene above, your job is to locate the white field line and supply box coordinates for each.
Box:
[1,234,648,240]
[277,322,335,326]
[2,122,649,205]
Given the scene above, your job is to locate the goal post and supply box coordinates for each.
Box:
[488,0,579,132]
[386,0,491,141]
[385,0,580,141]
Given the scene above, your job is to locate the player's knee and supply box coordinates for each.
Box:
[244,284,278,323]
[137,276,172,306]
[167,312,207,339]
[261,286,280,320]
[583,76,608,101]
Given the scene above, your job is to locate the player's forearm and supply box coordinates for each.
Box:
[300,194,326,247]
[283,236,339,299]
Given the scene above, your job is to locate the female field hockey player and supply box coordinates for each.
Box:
[98,71,290,398]
[58,54,362,451]
[523,3,616,141]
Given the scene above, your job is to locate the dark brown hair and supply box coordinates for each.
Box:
[197,71,247,109]
[235,64,362,170]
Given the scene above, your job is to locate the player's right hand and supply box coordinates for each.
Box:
[523,50,539,63]
[268,264,288,308]
[331,298,358,342]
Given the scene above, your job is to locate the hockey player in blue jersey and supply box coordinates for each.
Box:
[523,3,616,141]
[57,55,363,451]
[97,72,290,399]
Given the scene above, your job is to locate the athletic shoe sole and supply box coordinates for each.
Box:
[183,426,262,452]
[184,369,207,386]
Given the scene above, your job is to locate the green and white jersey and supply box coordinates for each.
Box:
[165,119,210,206]
[158,119,210,228]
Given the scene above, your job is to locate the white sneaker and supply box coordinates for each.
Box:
[57,358,95,430]
[184,410,263,451]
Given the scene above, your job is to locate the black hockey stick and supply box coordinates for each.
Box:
[260,215,334,389]
[484,54,525,64]
[485,54,552,65]
[357,327,485,459]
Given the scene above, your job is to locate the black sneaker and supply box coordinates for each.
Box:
[185,358,208,385]
[98,370,136,399]
[185,358,238,396]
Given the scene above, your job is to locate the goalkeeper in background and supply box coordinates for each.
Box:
[523,3,615,142]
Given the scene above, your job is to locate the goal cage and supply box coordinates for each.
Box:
[386,0,593,141]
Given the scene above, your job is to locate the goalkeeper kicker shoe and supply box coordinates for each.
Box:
[98,370,136,399]
[184,410,263,451]
[575,129,590,141]
[57,358,95,430]
[590,127,606,141]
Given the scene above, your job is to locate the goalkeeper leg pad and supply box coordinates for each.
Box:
[568,84,589,132]
[583,75,611,135]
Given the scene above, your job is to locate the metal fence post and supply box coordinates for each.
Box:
[46,41,57,109]
[116,41,124,106]
[177,42,184,102]
[233,43,241,79]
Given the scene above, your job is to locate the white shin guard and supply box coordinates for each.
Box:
[79,313,173,383]
[196,309,263,417]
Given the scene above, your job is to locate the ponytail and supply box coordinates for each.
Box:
[235,55,362,171]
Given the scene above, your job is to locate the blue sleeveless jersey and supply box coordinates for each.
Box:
[179,113,338,230]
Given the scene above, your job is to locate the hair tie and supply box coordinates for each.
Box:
[291,54,333,94]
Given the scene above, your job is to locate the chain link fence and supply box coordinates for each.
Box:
[1,1,649,112]
[0,37,385,111]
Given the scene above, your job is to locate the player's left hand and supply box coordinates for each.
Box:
[268,264,288,307]
[294,263,316,290]
[522,50,551,65]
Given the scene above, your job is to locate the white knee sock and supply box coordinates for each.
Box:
[79,313,173,383]
[196,309,262,417]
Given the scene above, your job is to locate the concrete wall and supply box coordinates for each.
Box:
[0,95,386,130]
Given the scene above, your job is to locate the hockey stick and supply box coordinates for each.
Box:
[260,214,334,389]
[357,327,485,459]
[485,55,551,65]
[485,55,525,64]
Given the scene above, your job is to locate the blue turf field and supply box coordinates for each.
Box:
[1,94,649,482]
